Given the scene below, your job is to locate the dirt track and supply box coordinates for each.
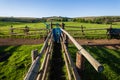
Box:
[76,39,120,49]
[0,38,44,46]
[76,39,120,46]
[0,38,120,49]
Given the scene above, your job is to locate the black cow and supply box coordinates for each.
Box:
[107,28,120,39]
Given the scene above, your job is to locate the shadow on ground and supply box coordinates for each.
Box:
[0,46,20,62]
[48,42,66,80]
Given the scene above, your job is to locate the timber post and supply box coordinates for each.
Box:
[110,24,112,29]
[65,35,68,48]
[10,25,14,35]
[50,22,53,30]
[81,25,85,35]
[76,51,85,75]
[61,23,65,29]
[31,49,38,63]
[61,23,68,47]
[24,26,29,35]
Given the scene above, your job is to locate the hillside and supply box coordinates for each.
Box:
[1,16,120,24]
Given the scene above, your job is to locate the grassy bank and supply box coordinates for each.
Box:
[0,44,43,80]
[68,45,120,80]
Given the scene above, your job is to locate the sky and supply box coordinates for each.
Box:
[0,0,120,18]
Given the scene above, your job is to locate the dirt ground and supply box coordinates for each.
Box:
[0,38,120,49]
[0,38,44,46]
[76,39,120,49]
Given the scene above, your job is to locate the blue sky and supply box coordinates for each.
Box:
[0,0,120,18]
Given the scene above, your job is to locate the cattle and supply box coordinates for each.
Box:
[52,28,62,43]
[107,28,120,39]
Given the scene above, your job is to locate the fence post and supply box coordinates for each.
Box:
[76,51,85,75]
[81,25,85,35]
[50,22,53,30]
[31,49,38,63]
[10,25,14,35]
[24,26,29,35]
[109,24,112,28]
[61,23,65,29]
[65,35,68,48]
[61,23,68,47]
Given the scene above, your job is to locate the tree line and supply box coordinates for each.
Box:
[0,16,120,24]
[72,16,120,24]
[0,16,69,23]
[0,17,42,23]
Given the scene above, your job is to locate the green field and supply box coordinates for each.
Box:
[68,45,120,80]
[0,21,120,39]
[0,21,120,80]
[0,44,43,80]
[0,44,119,80]
[0,22,46,38]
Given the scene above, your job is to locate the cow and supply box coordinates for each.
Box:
[52,28,62,43]
[107,28,120,39]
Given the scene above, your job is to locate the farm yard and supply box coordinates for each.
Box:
[0,21,120,80]
[1,0,120,80]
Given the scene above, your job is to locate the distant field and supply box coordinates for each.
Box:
[64,22,120,39]
[0,44,43,80]
[0,21,120,39]
[68,45,120,80]
[0,22,47,38]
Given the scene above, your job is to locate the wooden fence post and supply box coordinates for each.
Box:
[65,35,68,48]
[76,51,85,74]
[24,26,29,35]
[50,22,53,30]
[61,23,68,47]
[31,49,38,63]
[110,24,112,28]
[10,25,14,35]
[61,23,65,29]
[81,25,85,35]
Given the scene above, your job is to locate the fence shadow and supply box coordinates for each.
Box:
[0,46,20,62]
[48,42,66,80]
[83,46,120,80]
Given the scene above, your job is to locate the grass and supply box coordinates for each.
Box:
[0,22,46,38]
[0,21,120,39]
[64,22,120,39]
[68,44,120,80]
[0,44,119,80]
[0,44,43,80]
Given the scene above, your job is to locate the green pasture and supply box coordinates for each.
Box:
[0,21,120,39]
[0,44,119,80]
[64,22,120,39]
[68,44,120,80]
[0,44,43,80]
[0,21,47,38]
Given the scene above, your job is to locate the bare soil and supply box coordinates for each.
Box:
[0,38,44,46]
[76,39,120,49]
[0,38,120,49]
